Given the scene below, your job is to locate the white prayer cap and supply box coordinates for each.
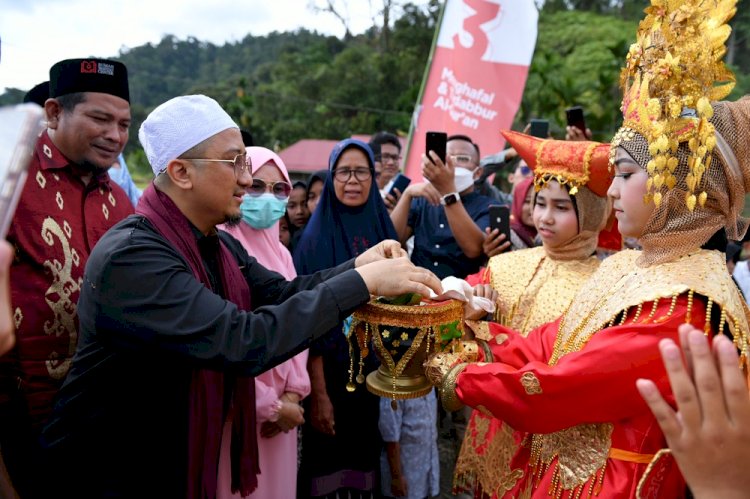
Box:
[138,94,238,175]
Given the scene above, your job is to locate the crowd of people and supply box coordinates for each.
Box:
[2,1,750,498]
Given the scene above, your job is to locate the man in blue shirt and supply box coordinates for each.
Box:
[390,134,494,279]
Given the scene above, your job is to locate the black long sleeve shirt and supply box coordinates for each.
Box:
[41,215,370,497]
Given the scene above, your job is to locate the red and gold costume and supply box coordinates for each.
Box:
[448,249,748,498]
[456,248,601,496]
[430,1,750,496]
[455,133,614,497]
[0,130,133,429]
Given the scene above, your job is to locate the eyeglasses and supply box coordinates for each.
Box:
[376,153,401,163]
[519,165,532,176]
[333,167,372,182]
[247,179,292,199]
[449,154,476,166]
[182,153,252,178]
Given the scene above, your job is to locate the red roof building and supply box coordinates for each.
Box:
[278,135,407,181]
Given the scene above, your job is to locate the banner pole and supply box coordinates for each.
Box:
[402,0,448,176]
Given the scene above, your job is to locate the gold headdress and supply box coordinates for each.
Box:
[612,0,736,211]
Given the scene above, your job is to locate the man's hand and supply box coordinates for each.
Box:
[403,182,441,206]
[355,257,443,298]
[354,240,407,267]
[421,152,455,196]
[383,188,402,213]
[483,227,511,257]
[636,325,750,499]
[565,125,592,141]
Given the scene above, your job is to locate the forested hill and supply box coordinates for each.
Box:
[3,0,750,178]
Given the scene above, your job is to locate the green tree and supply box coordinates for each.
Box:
[0,88,26,106]
[519,10,636,140]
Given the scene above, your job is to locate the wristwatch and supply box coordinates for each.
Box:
[440,192,461,206]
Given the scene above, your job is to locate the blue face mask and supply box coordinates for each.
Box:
[240,193,288,229]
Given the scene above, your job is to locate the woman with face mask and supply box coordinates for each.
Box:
[217,147,310,499]
[294,139,397,499]
[455,132,617,498]
[426,1,750,496]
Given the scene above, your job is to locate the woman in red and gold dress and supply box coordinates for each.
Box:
[428,1,750,497]
[454,132,617,498]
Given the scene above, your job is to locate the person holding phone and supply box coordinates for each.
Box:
[565,106,593,141]
[390,134,495,279]
[369,131,403,193]
[453,131,616,497]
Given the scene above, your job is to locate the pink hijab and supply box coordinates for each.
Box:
[222,147,296,280]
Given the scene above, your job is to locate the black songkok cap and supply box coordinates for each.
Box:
[23,81,50,106]
[49,58,129,102]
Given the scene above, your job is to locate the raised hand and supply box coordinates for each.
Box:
[354,240,408,267]
[383,188,402,212]
[483,227,510,257]
[636,325,750,499]
[421,152,455,196]
[565,125,592,142]
[355,257,443,298]
[403,182,442,206]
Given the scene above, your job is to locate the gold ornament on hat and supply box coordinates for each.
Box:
[613,0,736,211]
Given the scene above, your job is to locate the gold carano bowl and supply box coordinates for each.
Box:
[349,298,463,404]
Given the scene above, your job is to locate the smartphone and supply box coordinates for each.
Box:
[425,131,447,165]
[489,204,511,251]
[0,103,44,238]
[565,106,587,135]
[529,119,549,139]
[388,173,411,197]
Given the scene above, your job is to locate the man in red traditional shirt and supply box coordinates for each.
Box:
[0,58,134,497]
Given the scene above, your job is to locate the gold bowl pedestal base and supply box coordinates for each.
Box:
[366,365,434,400]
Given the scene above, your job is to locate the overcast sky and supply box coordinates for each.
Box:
[0,0,429,92]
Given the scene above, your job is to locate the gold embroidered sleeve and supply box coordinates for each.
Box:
[440,362,468,412]
[459,340,480,362]
[425,339,482,387]
[464,319,492,341]
[424,352,462,387]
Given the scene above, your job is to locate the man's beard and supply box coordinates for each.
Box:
[224,214,242,227]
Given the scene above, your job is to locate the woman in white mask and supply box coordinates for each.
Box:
[217,147,310,499]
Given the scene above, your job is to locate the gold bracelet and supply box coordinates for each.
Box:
[476,339,494,363]
[440,362,468,412]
